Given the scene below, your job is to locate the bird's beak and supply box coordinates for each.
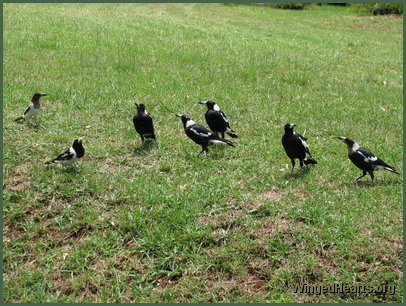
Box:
[336,137,345,141]
[135,103,140,108]
[198,101,207,105]
[175,114,181,118]
[290,123,296,128]
[41,93,47,96]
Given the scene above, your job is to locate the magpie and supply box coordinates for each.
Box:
[336,137,399,184]
[15,92,47,123]
[282,123,317,173]
[198,100,238,138]
[176,114,235,156]
[132,103,158,148]
[45,137,85,166]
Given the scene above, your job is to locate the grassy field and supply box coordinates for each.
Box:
[3,3,403,303]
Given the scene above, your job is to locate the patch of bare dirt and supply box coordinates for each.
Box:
[51,272,74,295]
[203,271,268,300]
[4,163,32,191]
[261,188,285,202]
[253,213,306,248]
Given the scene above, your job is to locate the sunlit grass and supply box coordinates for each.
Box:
[3,3,402,302]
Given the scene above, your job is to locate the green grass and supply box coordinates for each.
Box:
[3,3,403,303]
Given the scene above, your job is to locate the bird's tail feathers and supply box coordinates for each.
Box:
[209,137,235,147]
[15,116,24,122]
[385,166,399,174]
[222,138,235,147]
[45,159,57,165]
[304,158,317,165]
[226,130,238,138]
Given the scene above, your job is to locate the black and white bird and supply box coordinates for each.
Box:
[282,123,317,173]
[336,137,399,184]
[15,92,47,123]
[176,114,235,156]
[132,103,158,148]
[198,100,238,139]
[45,137,85,166]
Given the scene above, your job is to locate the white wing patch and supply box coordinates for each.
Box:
[298,136,309,150]
[63,148,78,165]
[190,128,211,138]
[220,112,229,123]
[356,151,377,163]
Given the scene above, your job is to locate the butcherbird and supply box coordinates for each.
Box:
[336,137,399,184]
[176,114,235,156]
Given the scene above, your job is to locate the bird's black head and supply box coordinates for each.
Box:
[135,103,146,112]
[284,123,296,132]
[73,137,84,146]
[32,92,47,101]
[198,100,216,110]
[175,114,191,125]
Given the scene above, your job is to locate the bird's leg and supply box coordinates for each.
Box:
[354,171,367,183]
[221,132,225,139]
[138,136,147,151]
[154,137,160,149]
[291,159,295,174]
[197,149,205,157]
[368,171,375,185]
[197,147,208,157]
[299,160,304,168]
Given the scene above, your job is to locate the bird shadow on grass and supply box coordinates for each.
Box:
[132,140,156,156]
[343,177,401,188]
[17,121,42,130]
[282,166,312,180]
[62,166,82,174]
[184,147,230,161]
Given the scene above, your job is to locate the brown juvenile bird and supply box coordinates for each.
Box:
[15,92,47,123]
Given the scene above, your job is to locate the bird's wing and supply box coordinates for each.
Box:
[357,147,392,168]
[143,115,155,135]
[295,133,310,151]
[296,133,307,141]
[54,147,76,162]
[219,111,229,124]
[23,103,33,116]
[190,124,213,138]
[356,148,379,164]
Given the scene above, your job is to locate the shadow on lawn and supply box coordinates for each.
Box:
[342,177,402,188]
[283,166,312,180]
[132,140,158,156]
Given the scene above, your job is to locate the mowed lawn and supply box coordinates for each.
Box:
[3,3,403,303]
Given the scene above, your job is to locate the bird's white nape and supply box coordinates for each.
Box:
[213,104,220,111]
[185,120,196,128]
[352,142,360,152]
